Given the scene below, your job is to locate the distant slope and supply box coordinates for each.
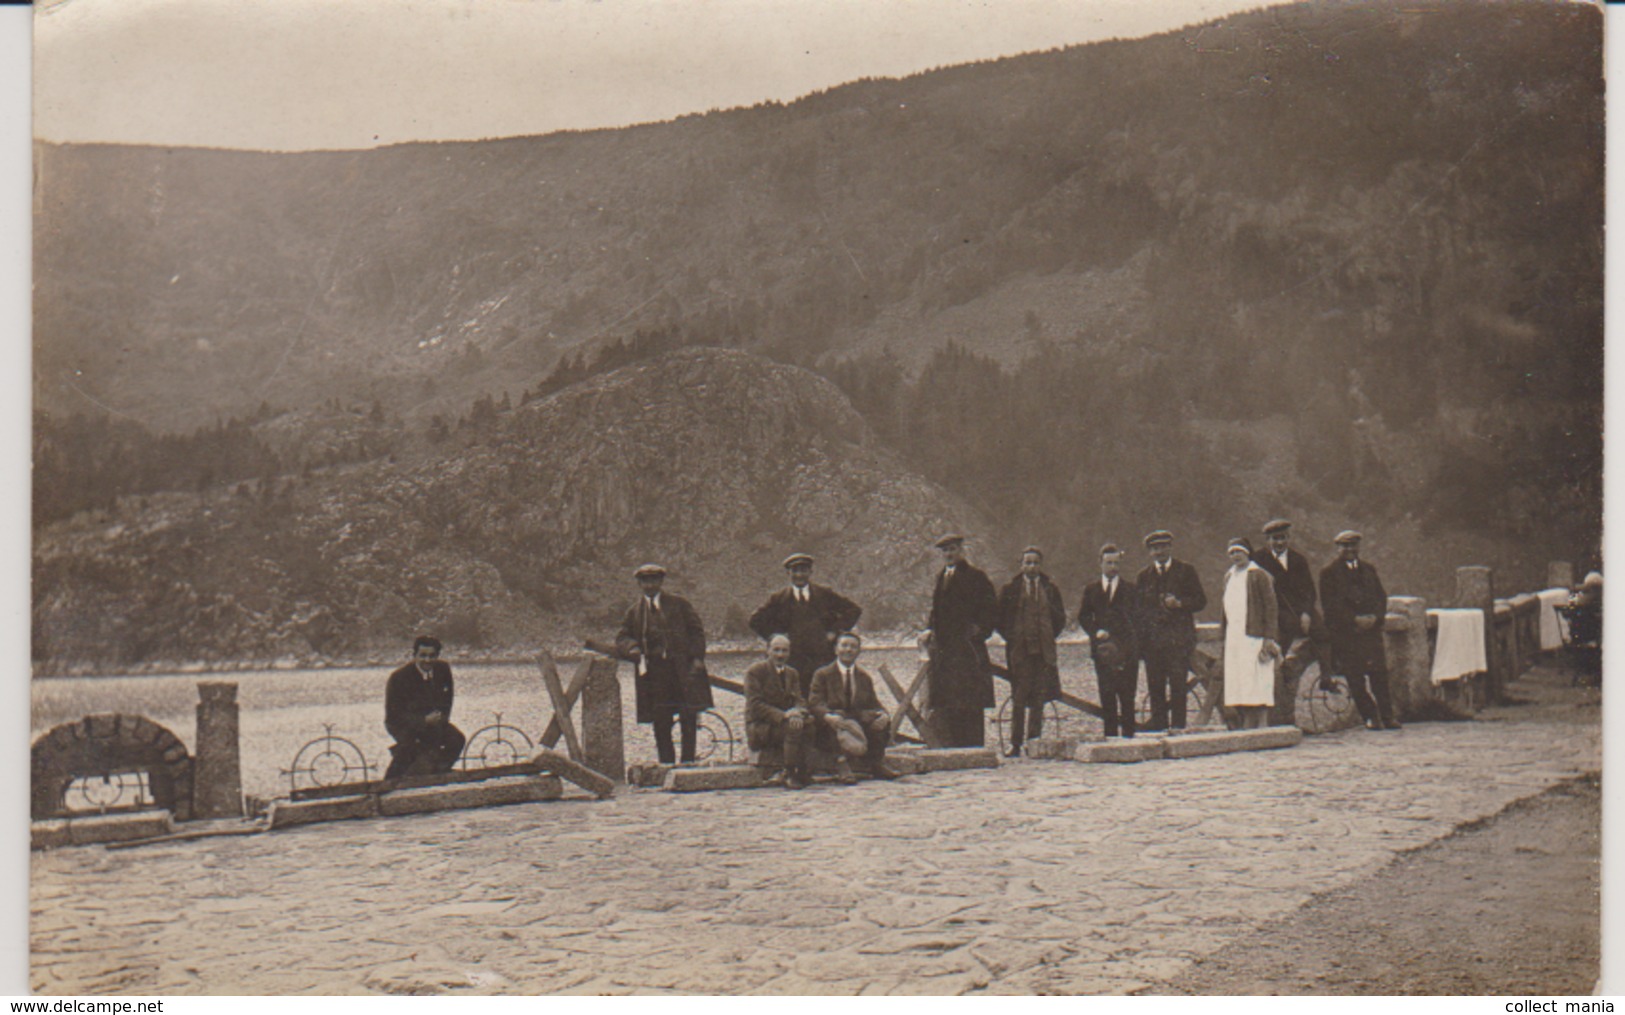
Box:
[31,0,1604,669]
[32,349,993,672]
[34,1,1601,432]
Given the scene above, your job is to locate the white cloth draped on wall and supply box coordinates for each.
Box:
[1428,608,1488,684]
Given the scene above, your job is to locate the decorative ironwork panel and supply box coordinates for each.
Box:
[281,725,374,794]
[460,713,536,770]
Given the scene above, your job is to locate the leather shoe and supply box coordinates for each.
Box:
[868,762,902,781]
[1005,748,1023,759]
[785,773,807,790]
[1364,719,1382,731]
[1383,718,1403,730]
[834,758,858,785]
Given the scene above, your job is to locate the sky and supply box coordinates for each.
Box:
[35,0,1270,152]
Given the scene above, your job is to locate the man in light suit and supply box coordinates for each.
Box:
[1135,530,1208,732]
[809,632,899,782]
[749,553,863,698]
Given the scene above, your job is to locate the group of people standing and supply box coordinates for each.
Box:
[1003,520,1400,753]
[382,519,1401,783]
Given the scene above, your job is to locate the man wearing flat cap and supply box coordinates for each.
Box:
[1135,530,1208,732]
[1252,519,1327,726]
[994,546,1066,757]
[1318,531,1399,731]
[615,564,715,763]
[749,553,863,699]
[922,533,998,747]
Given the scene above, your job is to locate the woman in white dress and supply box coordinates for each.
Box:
[1221,537,1282,730]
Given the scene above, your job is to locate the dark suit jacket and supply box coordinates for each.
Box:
[1318,558,1388,674]
[808,661,885,718]
[927,562,998,709]
[1077,576,1139,668]
[385,661,455,745]
[744,659,806,749]
[748,583,862,681]
[1253,546,1317,643]
[616,592,713,720]
[1134,559,1208,649]
[994,573,1067,645]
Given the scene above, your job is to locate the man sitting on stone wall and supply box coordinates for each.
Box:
[809,632,900,783]
[384,635,467,779]
[744,634,813,790]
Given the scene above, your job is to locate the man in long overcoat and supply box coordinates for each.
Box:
[923,533,998,748]
[1252,518,1327,726]
[1134,529,1208,732]
[994,545,1066,757]
[748,552,863,698]
[1078,543,1141,738]
[384,635,467,779]
[1318,531,1399,731]
[615,563,714,763]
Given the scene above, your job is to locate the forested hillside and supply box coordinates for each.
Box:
[33,0,1603,668]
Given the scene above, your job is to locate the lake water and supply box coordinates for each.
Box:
[32,644,1116,801]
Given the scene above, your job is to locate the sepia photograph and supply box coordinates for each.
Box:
[26,0,1607,996]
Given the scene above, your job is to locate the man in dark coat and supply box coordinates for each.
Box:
[994,545,1066,757]
[384,635,466,779]
[615,563,714,764]
[1078,543,1140,738]
[1318,531,1399,731]
[1135,529,1208,732]
[744,634,813,789]
[923,533,998,748]
[809,632,899,782]
[748,552,863,698]
[1252,518,1328,726]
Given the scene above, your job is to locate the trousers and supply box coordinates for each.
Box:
[1141,642,1192,731]
[1097,660,1137,738]
[653,708,701,764]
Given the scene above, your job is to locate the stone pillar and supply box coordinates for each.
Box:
[580,656,625,782]
[1385,596,1428,721]
[1548,561,1575,591]
[1455,566,1499,706]
[193,681,243,820]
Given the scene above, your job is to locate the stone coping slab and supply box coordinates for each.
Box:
[1163,726,1303,759]
[269,775,563,830]
[1023,726,1303,765]
[32,810,175,850]
[662,748,994,793]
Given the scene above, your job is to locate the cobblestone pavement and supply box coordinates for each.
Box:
[30,669,1599,995]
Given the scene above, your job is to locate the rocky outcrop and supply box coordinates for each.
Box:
[32,349,993,672]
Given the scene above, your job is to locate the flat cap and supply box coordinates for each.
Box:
[1262,518,1292,535]
[1143,530,1174,547]
[1333,530,1363,546]
[934,533,966,549]
[781,552,814,569]
[634,563,667,578]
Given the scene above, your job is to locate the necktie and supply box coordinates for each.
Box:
[1026,576,1037,600]
[844,667,854,704]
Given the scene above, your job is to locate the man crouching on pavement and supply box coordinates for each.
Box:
[384,635,466,779]
[809,632,900,783]
[745,634,814,790]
